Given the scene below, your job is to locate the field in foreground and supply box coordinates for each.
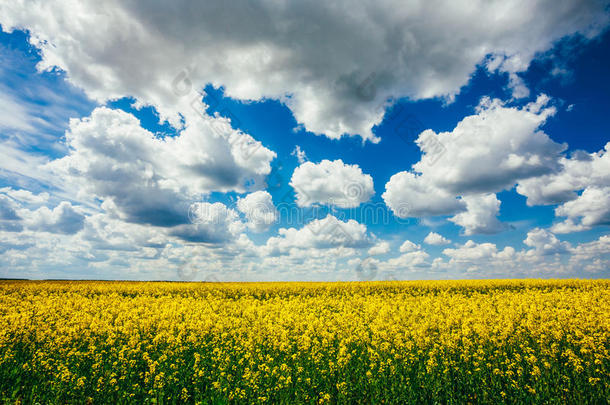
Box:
[0,280,609,404]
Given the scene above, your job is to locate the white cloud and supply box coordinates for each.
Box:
[517,144,610,206]
[368,240,390,256]
[515,143,610,234]
[346,229,608,279]
[516,156,588,206]
[552,187,610,233]
[382,171,464,217]
[485,54,530,99]
[0,89,36,133]
[262,215,373,256]
[0,1,609,280]
[0,187,49,204]
[237,190,277,232]
[383,95,578,235]
[173,202,244,243]
[449,193,506,235]
[569,235,610,261]
[384,250,430,269]
[412,96,564,194]
[290,159,374,208]
[47,107,275,228]
[80,213,167,252]
[433,231,609,277]
[523,228,569,254]
[358,241,430,275]
[1,0,607,142]
[0,140,55,188]
[0,188,85,235]
[25,201,85,235]
[424,232,451,245]
[0,194,23,231]
[291,145,307,164]
[443,240,501,262]
[0,74,90,149]
[399,240,421,253]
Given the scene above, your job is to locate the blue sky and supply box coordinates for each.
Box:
[0,1,609,280]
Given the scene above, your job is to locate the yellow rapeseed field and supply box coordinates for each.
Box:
[0,279,608,403]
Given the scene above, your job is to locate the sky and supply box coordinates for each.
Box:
[0,0,609,281]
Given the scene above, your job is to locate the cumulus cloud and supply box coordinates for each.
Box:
[412,96,564,194]
[523,228,570,255]
[517,144,610,206]
[368,240,390,256]
[25,201,85,235]
[443,240,502,262]
[358,241,430,275]
[516,153,593,205]
[1,0,609,280]
[263,215,373,256]
[173,202,244,243]
[569,235,610,262]
[358,229,607,279]
[399,240,421,253]
[290,159,374,208]
[434,230,608,276]
[424,232,451,245]
[449,194,506,235]
[80,213,167,253]
[552,187,610,233]
[516,143,610,233]
[47,107,275,228]
[237,191,277,232]
[0,189,84,234]
[435,239,516,275]
[383,250,430,270]
[1,0,607,142]
[383,95,572,234]
[382,172,465,218]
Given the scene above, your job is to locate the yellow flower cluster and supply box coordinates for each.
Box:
[0,279,608,403]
